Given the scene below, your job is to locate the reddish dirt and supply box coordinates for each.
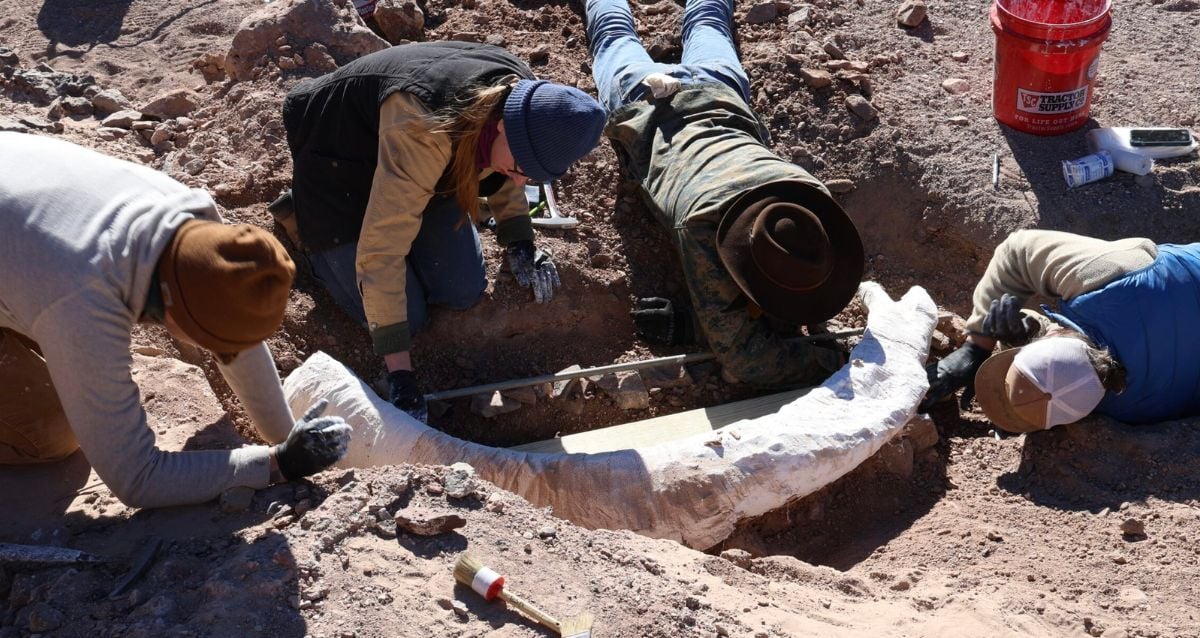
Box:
[3,0,1200,636]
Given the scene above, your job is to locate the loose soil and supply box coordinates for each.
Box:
[2,0,1200,636]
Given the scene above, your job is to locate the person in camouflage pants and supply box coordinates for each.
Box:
[586,0,865,387]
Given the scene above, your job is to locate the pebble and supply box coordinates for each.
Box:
[219,486,254,513]
[484,493,506,513]
[822,40,845,60]
[538,525,558,539]
[896,0,928,27]
[947,115,969,126]
[720,548,753,568]
[529,45,550,64]
[942,78,971,95]
[845,94,878,121]
[1120,518,1146,537]
[745,1,780,24]
[986,530,1003,542]
[715,623,732,637]
[444,463,477,499]
[798,68,834,89]
[393,506,466,536]
[451,600,469,617]
[1110,552,1127,565]
[826,178,856,194]
[950,51,970,62]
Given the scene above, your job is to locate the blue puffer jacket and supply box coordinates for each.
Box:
[1044,243,1200,424]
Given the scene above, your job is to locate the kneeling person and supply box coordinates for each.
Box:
[0,134,350,509]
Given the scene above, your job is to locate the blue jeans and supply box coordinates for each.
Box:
[309,196,486,335]
[586,0,750,113]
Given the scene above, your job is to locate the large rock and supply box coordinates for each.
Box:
[225,0,388,82]
[91,89,133,116]
[373,0,424,43]
[896,0,928,28]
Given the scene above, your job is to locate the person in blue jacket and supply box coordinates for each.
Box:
[923,229,1200,433]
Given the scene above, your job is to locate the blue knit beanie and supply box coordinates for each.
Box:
[503,80,606,184]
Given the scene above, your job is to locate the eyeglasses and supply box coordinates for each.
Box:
[511,160,541,186]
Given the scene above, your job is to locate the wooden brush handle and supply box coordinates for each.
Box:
[498,588,561,632]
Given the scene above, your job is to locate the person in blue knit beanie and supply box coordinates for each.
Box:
[275,42,605,423]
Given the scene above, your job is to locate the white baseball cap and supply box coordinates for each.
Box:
[975,337,1107,433]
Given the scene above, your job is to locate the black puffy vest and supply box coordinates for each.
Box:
[282,42,535,251]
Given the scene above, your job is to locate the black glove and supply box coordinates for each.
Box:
[274,399,352,481]
[982,293,1040,346]
[630,297,696,345]
[387,369,428,423]
[506,240,560,303]
[919,342,992,412]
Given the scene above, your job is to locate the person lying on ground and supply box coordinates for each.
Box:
[0,134,351,509]
[584,0,865,388]
[922,229,1199,433]
[274,41,606,422]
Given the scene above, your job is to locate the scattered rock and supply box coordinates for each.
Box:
[788,4,814,30]
[845,94,878,121]
[942,78,971,95]
[986,530,1003,542]
[469,391,523,418]
[184,159,207,176]
[538,525,557,539]
[529,44,551,65]
[220,486,255,513]
[896,0,928,27]
[596,371,650,410]
[150,126,173,146]
[19,115,62,132]
[950,51,970,62]
[443,463,477,499]
[191,51,227,83]
[903,414,939,451]
[96,127,129,141]
[394,506,466,536]
[22,602,64,632]
[0,46,18,67]
[141,89,201,119]
[746,1,780,24]
[720,548,753,569]
[373,0,425,43]
[822,39,845,60]
[0,119,29,133]
[501,385,538,405]
[947,115,970,126]
[552,365,583,399]
[303,44,338,74]
[91,89,133,116]
[485,34,507,47]
[101,109,142,129]
[826,178,856,194]
[451,599,469,617]
[798,68,834,89]
[590,252,614,268]
[1120,518,1146,537]
[484,492,506,513]
[872,437,914,478]
[1110,552,1127,565]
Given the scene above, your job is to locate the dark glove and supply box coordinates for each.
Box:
[918,342,992,412]
[630,297,696,345]
[387,369,428,423]
[506,240,560,303]
[982,293,1040,346]
[274,399,352,481]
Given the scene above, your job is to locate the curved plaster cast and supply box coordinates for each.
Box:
[283,282,937,550]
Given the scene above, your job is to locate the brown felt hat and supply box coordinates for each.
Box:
[716,180,864,325]
[158,220,295,354]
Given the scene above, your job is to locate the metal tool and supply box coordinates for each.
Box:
[109,536,163,598]
[454,553,593,637]
[526,184,578,229]
[0,542,107,567]
[424,328,865,402]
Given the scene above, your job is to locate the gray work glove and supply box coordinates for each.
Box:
[982,293,1040,346]
[506,239,560,303]
[918,342,992,412]
[387,369,428,423]
[273,399,352,481]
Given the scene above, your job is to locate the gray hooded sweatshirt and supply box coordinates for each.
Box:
[0,133,296,508]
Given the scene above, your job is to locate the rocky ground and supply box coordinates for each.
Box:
[3,0,1200,636]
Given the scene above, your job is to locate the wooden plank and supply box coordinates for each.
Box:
[512,387,812,454]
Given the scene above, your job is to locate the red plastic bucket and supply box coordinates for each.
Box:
[991,0,1112,135]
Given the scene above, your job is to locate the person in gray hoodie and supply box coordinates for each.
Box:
[0,133,351,509]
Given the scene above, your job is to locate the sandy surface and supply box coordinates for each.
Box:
[2,0,1200,636]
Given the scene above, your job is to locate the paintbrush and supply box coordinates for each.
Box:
[454,553,593,637]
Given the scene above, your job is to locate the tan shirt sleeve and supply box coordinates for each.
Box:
[966,229,1158,333]
[357,92,452,354]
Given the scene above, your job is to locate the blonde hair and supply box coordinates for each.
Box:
[423,82,513,223]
